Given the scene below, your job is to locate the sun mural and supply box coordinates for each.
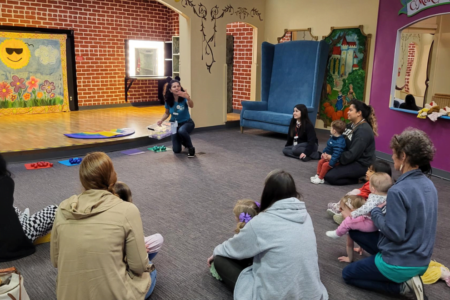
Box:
[0,32,69,116]
[0,39,31,69]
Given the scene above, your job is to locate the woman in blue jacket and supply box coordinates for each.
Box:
[342,128,437,300]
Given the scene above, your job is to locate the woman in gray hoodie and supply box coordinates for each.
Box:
[208,170,328,300]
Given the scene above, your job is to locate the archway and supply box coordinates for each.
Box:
[225,22,258,122]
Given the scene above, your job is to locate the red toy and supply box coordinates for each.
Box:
[25,161,54,170]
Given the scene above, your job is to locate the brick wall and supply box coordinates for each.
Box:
[226,22,253,110]
[404,42,416,94]
[168,10,179,37]
[0,0,179,106]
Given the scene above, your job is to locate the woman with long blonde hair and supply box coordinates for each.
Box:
[51,152,156,300]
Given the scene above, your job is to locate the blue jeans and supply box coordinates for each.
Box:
[145,260,157,299]
[148,252,158,261]
[172,119,195,153]
[349,230,380,255]
[342,255,401,295]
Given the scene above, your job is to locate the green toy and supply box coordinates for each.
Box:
[148,145,170,153]
[210,262,222,281]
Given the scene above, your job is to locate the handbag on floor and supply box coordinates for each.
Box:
[0,267,30,300]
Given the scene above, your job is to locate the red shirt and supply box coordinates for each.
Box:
[358,181,371,199]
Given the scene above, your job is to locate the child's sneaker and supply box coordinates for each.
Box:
[311,177,324,184]
[327,202,340,216]
[333,213,344,225]
[310,174,319,181]
[326,230,340,239]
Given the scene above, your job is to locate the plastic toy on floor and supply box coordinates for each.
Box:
[421,260,450,287]
[149,145,171,153]
[209,262,222,281]
[147,122,172,140]
[59,157,83,167]
[25,161,53,170]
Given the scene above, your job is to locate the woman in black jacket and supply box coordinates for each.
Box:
[282,104,320,162]
[399,94,419,111]
[0,154,57,262]
[324,100,377,185]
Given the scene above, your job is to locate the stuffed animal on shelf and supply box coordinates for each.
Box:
[417,108,429,119]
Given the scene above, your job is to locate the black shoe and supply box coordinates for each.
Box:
[188,147,195,158]
[301,156,312,162]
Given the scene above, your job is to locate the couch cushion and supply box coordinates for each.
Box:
[268,41,320,114]
[243,110,292,126]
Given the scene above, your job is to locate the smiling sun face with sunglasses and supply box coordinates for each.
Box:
[0,39,31,69]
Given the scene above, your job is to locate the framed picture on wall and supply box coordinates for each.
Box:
[318,26,371,127]
[277,28,318,43]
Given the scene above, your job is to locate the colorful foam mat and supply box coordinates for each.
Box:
[64,128,135,139]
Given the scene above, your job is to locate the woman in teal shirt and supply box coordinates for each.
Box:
[342,128,437,300]
[157,80,195,157]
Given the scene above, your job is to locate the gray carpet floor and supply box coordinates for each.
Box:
[1,127,449,300]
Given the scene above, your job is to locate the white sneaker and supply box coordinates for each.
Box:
[311,177,324,184]
[310,174,319,181]
[401,276,426,300]
[326,230,340,239]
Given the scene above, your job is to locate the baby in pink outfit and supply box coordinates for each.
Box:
[326,172,392,262]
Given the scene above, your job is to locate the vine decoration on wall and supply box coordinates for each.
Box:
[179,0,263,73]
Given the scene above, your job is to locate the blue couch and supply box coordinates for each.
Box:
[240,40,329,134]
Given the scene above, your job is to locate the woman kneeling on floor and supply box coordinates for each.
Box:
[324,100,377,185]
[342,128,438,300]
[157,79,196,158]
[208,170,328,300]
[51,152,157,300]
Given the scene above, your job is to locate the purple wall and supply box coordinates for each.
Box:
[371,0,450,172]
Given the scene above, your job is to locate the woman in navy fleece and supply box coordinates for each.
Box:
[342,128,437,300]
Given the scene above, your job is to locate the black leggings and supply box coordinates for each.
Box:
[213,256,252,291]
[324,161,367,185]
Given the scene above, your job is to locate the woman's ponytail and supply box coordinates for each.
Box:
[349,100,378,136]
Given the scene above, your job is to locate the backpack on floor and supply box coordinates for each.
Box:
[0,267,30,300]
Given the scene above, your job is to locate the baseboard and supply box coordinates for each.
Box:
[375,150,450,181]
[79,101,162,110]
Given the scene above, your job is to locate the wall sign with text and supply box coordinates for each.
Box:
[399,0,450,17]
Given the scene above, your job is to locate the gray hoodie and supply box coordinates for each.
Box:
[214,197,328,300]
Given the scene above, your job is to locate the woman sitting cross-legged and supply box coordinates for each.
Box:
[324,100,377,185]
[207,170,328,300]
[51,152,157,300]
[282,104,321,162]
[342,128,438,300]
[0,153,57,262]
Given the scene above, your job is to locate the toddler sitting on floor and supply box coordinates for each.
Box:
[326,172,392,262]
[327,160,392,224]
[114,181,164,260]
[209,199,260,280]
[311,120,346,184]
